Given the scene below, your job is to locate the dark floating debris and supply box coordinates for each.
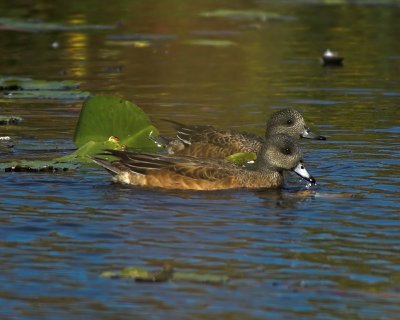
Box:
[101,65,123,73]
[0,116,23,125]
[321,49,344,66]
[4,164,69,173]
[0,159,79,172]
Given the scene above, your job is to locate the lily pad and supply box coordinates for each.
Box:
[3,90,90,100]
[0,116,23,125]
[73,95,159,151]
[105,34,176,48]
[184,39,236,47]
[101,265,229,284]
[0,76,31,83]
[0,139,121,173]
[0,17,114,33]
[106,33,177,42]
[56,139,124,163]
[0,78,79,90]
[199,9,292,22]
[0,76,88,101]
[0,159,78,172]
[225,152,257,166]
[1,96,160,173]
[105,40,151,48]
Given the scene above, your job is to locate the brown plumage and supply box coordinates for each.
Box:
[92,134,315,191]
[156,108,326,158]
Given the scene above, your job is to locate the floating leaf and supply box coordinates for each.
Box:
[0,17,114,33]
[55,139,124,163]
[0,78,79,90]
[199,9,291,21]
[1,96,160,173]
[0,76,31,83]
[191,30,241,37]
[172,271,229,284]
[101,265,229,284]
[0,116,23,125]
[0,159,78,172]
[106,33,177,42]
[3,90,90,100]
[0,140,121,173]
[73,95,159,151]
[225,152,257,166]
[105,40,151,48]
[0,76,87,100]
[184,39,236,47]
[105,34,176,48]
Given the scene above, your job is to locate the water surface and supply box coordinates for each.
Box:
[0,1,399,319]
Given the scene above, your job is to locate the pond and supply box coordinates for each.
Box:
[1,1,399,319]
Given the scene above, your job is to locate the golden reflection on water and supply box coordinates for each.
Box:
[64,15,89,78]
[64,32,88,77]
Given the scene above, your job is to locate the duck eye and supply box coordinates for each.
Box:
[282,147,292,155]
[286,119,293,126]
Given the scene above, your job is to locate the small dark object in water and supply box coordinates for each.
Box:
[4,165,68,172]
[102,65,123,73]
[0,116,23,125]
[321,49,344,66]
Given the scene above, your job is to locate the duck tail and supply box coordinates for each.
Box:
[90,156,121,176]
[160,118,187,129]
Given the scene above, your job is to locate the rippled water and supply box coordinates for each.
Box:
[1,1,399,319]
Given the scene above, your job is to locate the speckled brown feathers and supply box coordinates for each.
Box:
[159,108,325,158]
[93,134,315,191]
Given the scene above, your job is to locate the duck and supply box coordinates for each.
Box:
[92,133,315,191]
[155,108,326,158]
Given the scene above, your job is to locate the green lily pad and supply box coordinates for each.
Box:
[0,159,78,172]
[0,76,31,83]
[105,40,151,48]
[1,96,160,173]
[106,33,177,42]
[184,39,236,47]
[56,139,124,163]
[105,34,177,48]
[225,152,257,166]
[101,265,229,284]
[0,17,114,33]
[73,95,159,151]
[3,90,90,100]
[0,139,121,173]
[0,76,87,100]
[0,116,23,125]
[0,78,79,90]
[199,9,289,21]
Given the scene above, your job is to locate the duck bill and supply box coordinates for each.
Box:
[301,128,326,140]
[292,162,316,184]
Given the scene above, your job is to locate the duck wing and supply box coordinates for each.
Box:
[106,150,239,181]
[162,119,263,153]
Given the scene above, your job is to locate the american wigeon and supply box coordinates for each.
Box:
[156,108,325,158]
[93,134,315,191]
